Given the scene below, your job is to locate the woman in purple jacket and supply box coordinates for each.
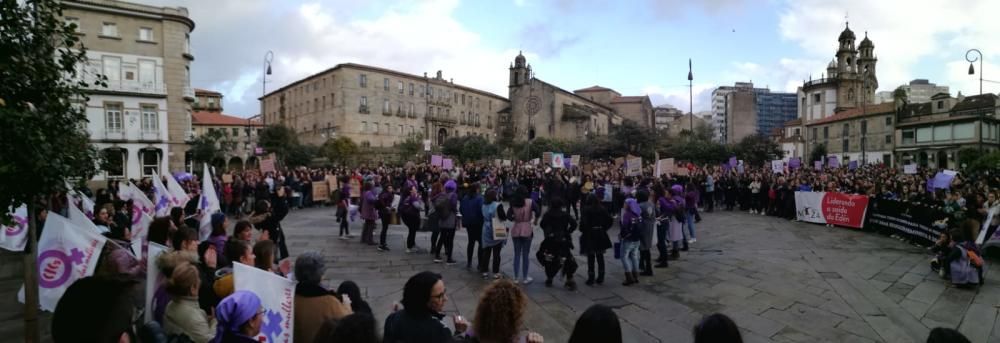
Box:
[360,182,378,245]
[684,183,700,245]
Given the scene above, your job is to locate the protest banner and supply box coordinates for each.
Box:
[0,205,28,252]
[423,139,432,152]
[145,242,168,322]
[234,262,295,343]
[848,160,858,170]
[431,155,443,167]
[198,164,221,241]
[21,213,107,311]
[552,153,564,169]
[222,174,233,183]
[349,178,361,198]
[503,159,512,167]
[794,191,869,229]
[572,155,581,166]
[903,164,917,174]
[828,156,840,168]
[867,198,948,246]
[932,171,955,189]
[814,161,823,170]
[543,152,553,165]
[164,173,191,208]
[626,157,642,176]
[771,160,783,174]
[312,181,329,202]
[676,167,689,176]
[442,158,454,170]
[979,207,999,246]
[260,155,277,174]
[531,158,540,165]
[789,157,801,169]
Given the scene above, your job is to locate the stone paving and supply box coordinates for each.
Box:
[2,206,999,342]
[282,207,1000,343]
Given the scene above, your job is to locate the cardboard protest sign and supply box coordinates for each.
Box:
[222,174,233,183]
[771,160,783,174]
[903,164,917,174]
[349,178,361,198]
[443,159,454,170]
[431,155,443,167]
[552,153,565,169]
[626,157,642,176]
[260,156,277,174]
[543,152,553,165]
[312,182,329,201]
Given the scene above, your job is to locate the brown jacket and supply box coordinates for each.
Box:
[293,284,352,343]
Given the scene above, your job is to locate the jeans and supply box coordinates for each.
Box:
[512,236,533,279]
[379,213,391,247]
[655,221,669,260]
[403,217,419,249]
[433,228,456,260]
[465,222,483,268]
[685,208,697,239]
[620,240,640,272]
[338,210,349,236]
[479,244,503,274]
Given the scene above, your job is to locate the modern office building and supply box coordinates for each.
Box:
[874,79,950,104]
[721,82,796,143]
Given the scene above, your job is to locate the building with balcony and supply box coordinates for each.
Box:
[895,93,999,169]
[804,102,896,166]
[573,86,654,128]
[261,63,507,147]
[191,110,263,172]
[653,105,683,130]
[64,0,195,182]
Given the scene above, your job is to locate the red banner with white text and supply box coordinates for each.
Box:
[794,191,870,229]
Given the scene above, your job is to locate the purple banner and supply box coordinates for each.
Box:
[848,160,858,170]
[814,161,823,170]
[728,156,737,168]
[789,157,801,169]
[932,172,954,189]
[828,156,840,168]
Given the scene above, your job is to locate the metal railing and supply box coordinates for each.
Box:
[85,79,167,95]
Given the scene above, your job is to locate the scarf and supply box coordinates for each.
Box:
[212,290,261,343]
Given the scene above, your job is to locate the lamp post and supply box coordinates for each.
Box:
[688,58,694,136]
[262,50,273,126]
[966,48,984,154]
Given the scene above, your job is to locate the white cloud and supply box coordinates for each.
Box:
[777,0,1000,95]
[643,84,715,112]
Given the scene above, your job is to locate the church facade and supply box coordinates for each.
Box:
[502,52,650,142]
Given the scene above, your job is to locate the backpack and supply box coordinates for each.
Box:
[434,195,452,218]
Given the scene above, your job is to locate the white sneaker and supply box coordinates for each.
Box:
[405,248,414,254]
[688,238,697,244]
[513,278,520,284]
[339,236,349,240]
[493,273,502,280]
[749,210,755,214]
[522,277,534,285]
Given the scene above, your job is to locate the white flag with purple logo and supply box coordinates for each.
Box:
[164,172,191,209]
[234,262,295,343]
[66,194,104,235]
[198,164,221,240]
[22,213,107,311]
[125,182,155,218]
[145,242,168,322]
[152,175,173,217]
[1,205,29,252]
[130,212,152,258]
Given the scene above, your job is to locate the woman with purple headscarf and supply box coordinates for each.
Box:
[619,197,642,286]
[212,290,263,343]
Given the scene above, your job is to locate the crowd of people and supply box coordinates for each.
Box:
[36,155,994,343]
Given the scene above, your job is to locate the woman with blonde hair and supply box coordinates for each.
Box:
[461,279,543,343]
[164,262,217,343]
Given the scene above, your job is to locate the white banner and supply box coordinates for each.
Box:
[164,173,191,208]
[127,182,156,218]
[1,205,29,252]
[976,207,998,245]
[772,160,784,174]
[145,242,168,323]
[794,192,826,225]
[22,213,107,311]
[551,153,564,169]
[234,262,295,343]
[152,175,173,217]
[66,194,104,235]
[903,164,917,175]
[198,164,221,241]
[130,212,152,259]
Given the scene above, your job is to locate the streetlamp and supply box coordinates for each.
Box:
[966,49,985,154]
[688,58,694,136]
[966,49,983,95]
[262,50,274,126]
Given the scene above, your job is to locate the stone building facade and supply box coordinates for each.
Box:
[262,64,507,147]
[895,94,999,169]
[805,102,896,166]
[503,52,624,142]
[574,86,654,128]
[64,0,195,181]
[191,89,263,171]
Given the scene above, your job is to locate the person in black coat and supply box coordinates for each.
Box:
[249,189,290,260]
[579,194,613,286]
[537,198,578,290]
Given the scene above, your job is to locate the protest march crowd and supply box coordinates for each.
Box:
[3,153,997,343]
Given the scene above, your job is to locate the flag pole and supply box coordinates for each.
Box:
[23,200,39,343]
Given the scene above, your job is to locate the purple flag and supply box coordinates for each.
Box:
[728,156,737,168]
[814,161,823,170]
[932,172,955,189]
[789,157,800,169]
[848,160,858,170]
[828,156,840,168]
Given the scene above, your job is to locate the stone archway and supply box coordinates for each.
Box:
[437,128,448,145]
[228,157,243,172]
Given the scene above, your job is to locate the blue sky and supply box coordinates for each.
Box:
[140,0,1000,118]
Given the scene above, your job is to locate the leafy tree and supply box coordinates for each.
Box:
[286,143,318,167]
[258,124,299,160]
[892,86,908,104]
[733,134,783,166]
[321,136,360,165]
[809,143,828,163]
[967,151,1000,172]
[609,119,657,158]
[442,135,498,162]
[396,134,424,161]
[188,129,235,166]
[957,147,979,169]
[0,0,103,339]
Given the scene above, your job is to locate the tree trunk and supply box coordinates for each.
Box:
[23,200,39,342]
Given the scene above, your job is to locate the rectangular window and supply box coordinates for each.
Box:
[823,126,829,139]
[385,123,390,135]
[138,60,155,89]
[361,121,367,133]
[885,135,892,144]
[104,149,125,178]
[384,78,389,91]
[885,117,893,125]
[794,128,801,136]
[105,103,123,132]
[860,120,867,134]
[314,99,319,112]
[101,22,118,37]
[140,105,157,132]
[933,125,951,141]
[842,123,849,137]
[139,27,153,41]
[842,139,849,152]
[383,99,390,114]
[812,128,818,141]
[409,83,414,96]
[359,96,368,113]
[373,122,379,134]
[322,96,326,109]
[232,128,239,137]
[409,103,415,115]
[102,56,121,81]
[813,93,821,103]
[902,129,914,144]
[461,94,465,105]
[954,122,975,139]
[360,74,367,88]
[916,127,932,142]
[398,81,404,94]
[937,101,944,109]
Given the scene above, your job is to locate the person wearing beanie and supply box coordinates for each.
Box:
[212,291,263,343]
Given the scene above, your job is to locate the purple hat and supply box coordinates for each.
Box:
[444,180,457,192]
[213,290,262,342]
[671,184,684,194]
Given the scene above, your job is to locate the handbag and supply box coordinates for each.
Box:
[491,215,507,241]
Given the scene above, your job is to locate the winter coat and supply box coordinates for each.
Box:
[294,283,353,343]
[361,190,378,221]
[460,195,485,227]
[383,309,457,343]
[481,202,507,248]
[578,204,612,255]
[508,199,535,238]
[164,296,216,343]
[539,208,576,255]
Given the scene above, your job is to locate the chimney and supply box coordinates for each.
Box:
[436,70,442,79]
[450,78,453,84]
[423,72,427,78]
